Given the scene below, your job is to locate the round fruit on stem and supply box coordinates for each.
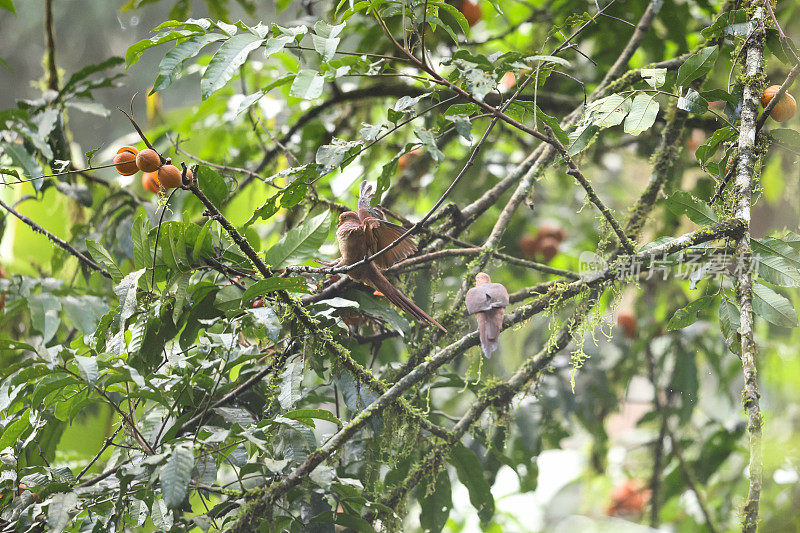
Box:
[617,311,637,339]
[519,234,539,259]
[157,164,182,190]
[142,171,165,194]
[458,0,482,27]
[116,146,138,156]
[113,147,139,176]
[537,236,559,263]
[398,148,421,170]
[761,85,797,122]
[536,224,565,243]
[136,148,162,173]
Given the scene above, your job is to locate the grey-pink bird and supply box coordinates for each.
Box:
[465,272,509,358]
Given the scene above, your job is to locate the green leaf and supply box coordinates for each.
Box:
[152,18,212,32]
[624,93,659,135]
[526,54,571,67]
[640,68,666,89]
[132,210,153,272]
[279,360,303,410]
[0,142,43,191]
[445,114,473,142]
[28,293,62,344]
[264,34,294,58]
[438,2,469,34]
[751,238,800,287]
[192,220,214,263]
[586,94,630,129]
[114,269,146,325]
[74,355,99,384]
[279,178,308,208]
[264,211,330,268]
[676,46,718,87]
[663,191,718,225]
[316,139,362,169]
[248,306,281,341]
[59,56,124,97]
[695,126,735,166]
[677,88,709,114]
[241,277,310,301]
[152,33,224,93]
[669,346,698,423]
[196,165,228,207]
[160,444,194,509]
[172,272,191,323]
[0,0,16,14]
[46,491,77,533]
[311,21,345,61]
[345,290,410,335]
[450,443,494,524]
[667,296,715,330]
[151,497,173,530]
[719,296,741,355]
[752,237,800,268]
[568,124,599,156]
[752,282,798,328]
[290,69,325,100]
[85,239,124,283]
[414,128,444,163]
[419,470,452,533]
[771,128,800,152]
[283,409,342,426]
[0,408,30,451]
[62,296,108,335]
[201,33,265,99]
[126,30,199,67]
[245,193,279,227]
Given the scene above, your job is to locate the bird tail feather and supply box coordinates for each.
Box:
[370,271,446,332]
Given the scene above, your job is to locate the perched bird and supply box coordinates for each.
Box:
[335,182,446,331]
[465,272,509,358]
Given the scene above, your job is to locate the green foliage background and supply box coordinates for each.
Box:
[1,0,800,531]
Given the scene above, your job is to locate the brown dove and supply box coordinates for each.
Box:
[465,272,508,358]
[335,182,446,331]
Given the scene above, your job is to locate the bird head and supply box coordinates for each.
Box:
[338,211,360,225]
[475,272,491,285]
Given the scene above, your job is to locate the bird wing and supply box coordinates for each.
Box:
[363,217,418,269]
[358,182,384,221]
[465,283,509,314]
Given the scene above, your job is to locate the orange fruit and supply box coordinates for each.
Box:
[459,0,482,27]
[538,237,559,263]
[136,148,162,173]
[607,479,650,517]
[761,85,797,122]
[519,234,538,259]
[501,72,517,91]
[142,171,164,194]
[113,147,139,176]
[617,312,637,339]
[536,224,565,243]
[157,164,182,190]
[398,148,421,169]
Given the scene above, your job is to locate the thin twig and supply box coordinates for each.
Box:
[0,197,111,279]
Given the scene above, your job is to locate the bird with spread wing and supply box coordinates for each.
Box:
[334,182,446,331]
